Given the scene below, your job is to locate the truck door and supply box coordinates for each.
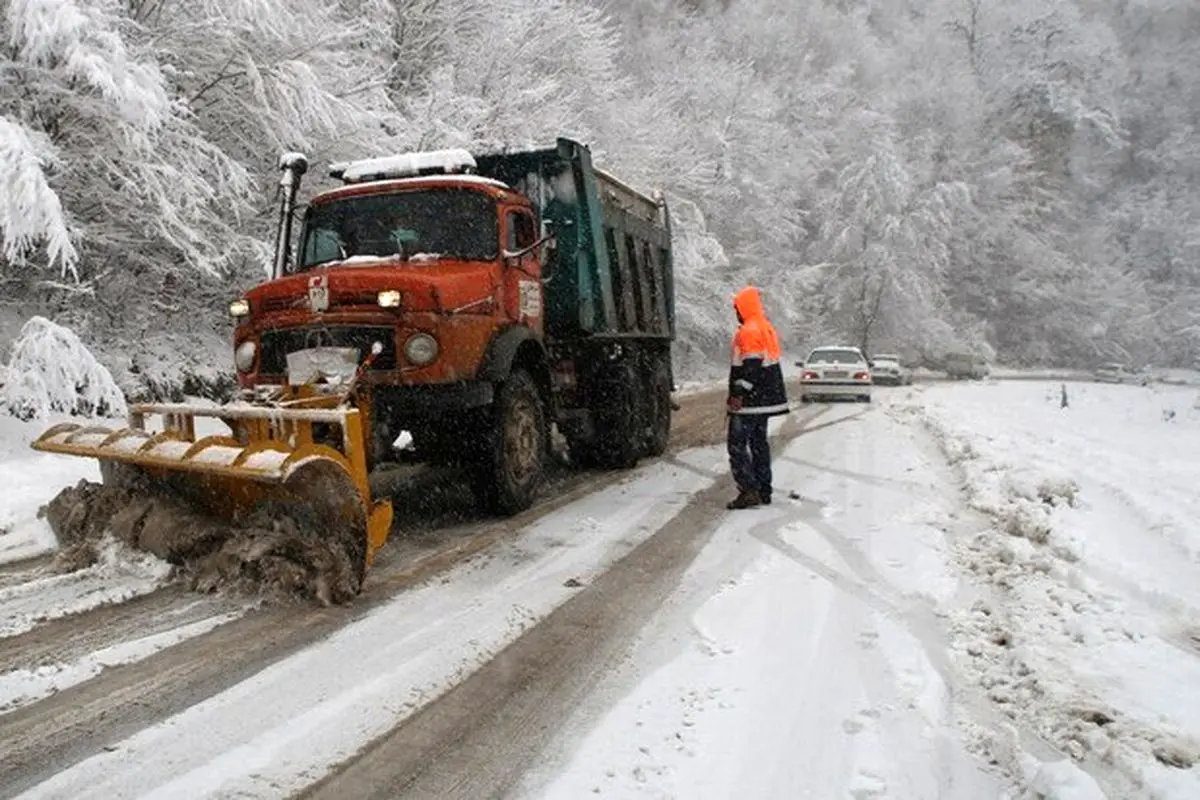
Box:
[503,209,543,332]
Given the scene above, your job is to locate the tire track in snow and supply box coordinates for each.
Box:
[0,612,243,716]
[300,406,857,799]
[0,588,250,712]
[0,556,54,591]
[0,541,174,640]
[511,400,1003,800]
[750,410,1098,794]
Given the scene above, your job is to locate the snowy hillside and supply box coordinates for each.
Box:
[1,0,1198,384]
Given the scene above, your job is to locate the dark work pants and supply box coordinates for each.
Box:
[727,413,772,498]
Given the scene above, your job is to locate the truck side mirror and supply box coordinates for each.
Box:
[503,230,558,278]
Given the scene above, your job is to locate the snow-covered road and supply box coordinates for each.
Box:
[511,382,1200,800]
[2,380,1199,799]
[514,393,1003,800]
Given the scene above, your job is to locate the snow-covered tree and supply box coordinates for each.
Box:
[2,0,1198,384]
[1,316,126,419]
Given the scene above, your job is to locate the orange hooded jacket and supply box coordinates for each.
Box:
[729,286,789,415]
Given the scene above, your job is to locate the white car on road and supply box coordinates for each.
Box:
[1093,362,1148,386]
[869,354,912,386]
[797,346,872,403]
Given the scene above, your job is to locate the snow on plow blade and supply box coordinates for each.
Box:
[31,402,393,592]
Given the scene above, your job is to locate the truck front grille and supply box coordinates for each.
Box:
[259,326,397,375]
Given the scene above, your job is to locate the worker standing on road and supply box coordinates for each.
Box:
[726,286,790,510]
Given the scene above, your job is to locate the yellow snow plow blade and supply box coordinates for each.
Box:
[30,401,393,589]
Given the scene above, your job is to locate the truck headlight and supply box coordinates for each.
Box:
[403,333,438,366]
[377,290,401,308]
[229,298,250,318]
[235,341,257,372]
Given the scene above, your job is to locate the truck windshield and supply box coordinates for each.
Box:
[297,188,498,269]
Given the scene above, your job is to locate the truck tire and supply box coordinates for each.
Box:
[643,358,672,458]
[475,369,546,514]
[592,361,641,469]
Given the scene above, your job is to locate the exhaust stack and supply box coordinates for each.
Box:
[273,152,310,279]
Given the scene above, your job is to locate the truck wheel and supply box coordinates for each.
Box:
[593,362,640,469]
[477,369,546,514]
[643,358,672,458]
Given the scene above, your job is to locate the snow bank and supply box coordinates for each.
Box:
[0,316,126,421]
[0,414,100,563]
[913,382,1200,798]
[1021,755,1107,800]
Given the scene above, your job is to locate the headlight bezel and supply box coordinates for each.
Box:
[229,298,250,318]
[234,340,257,372]
[403,332,439,366]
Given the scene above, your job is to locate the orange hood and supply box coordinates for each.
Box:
[733,286,765,321]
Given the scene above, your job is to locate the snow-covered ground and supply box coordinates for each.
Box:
[912,380,1200,798]
[516,396,1005,799]
[0,415,100,565]
[0,609,241,715]
[4,379,1200,798]
[15,448,730,798]
[514,382,1200,800]
[0,538,175,640]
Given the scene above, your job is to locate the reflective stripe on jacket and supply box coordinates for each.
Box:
[729,286,789,416]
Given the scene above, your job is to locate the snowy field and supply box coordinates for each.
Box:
[916,380,1200,798]
[2,380,1200,798]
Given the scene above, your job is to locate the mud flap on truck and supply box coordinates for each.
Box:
[644,356,672,457]
[590,360,641,468]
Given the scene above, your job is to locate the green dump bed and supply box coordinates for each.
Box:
[474,138,674,343]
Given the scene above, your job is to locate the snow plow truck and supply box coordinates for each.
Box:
[31,137,676,594]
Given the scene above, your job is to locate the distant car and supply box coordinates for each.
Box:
[796,346,872,403]
[944,352,989,380]
[869,354,911,386]
[1093,362,1148,386]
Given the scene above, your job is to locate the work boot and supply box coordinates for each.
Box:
[760,492,772,506]
[726,488,761,510]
